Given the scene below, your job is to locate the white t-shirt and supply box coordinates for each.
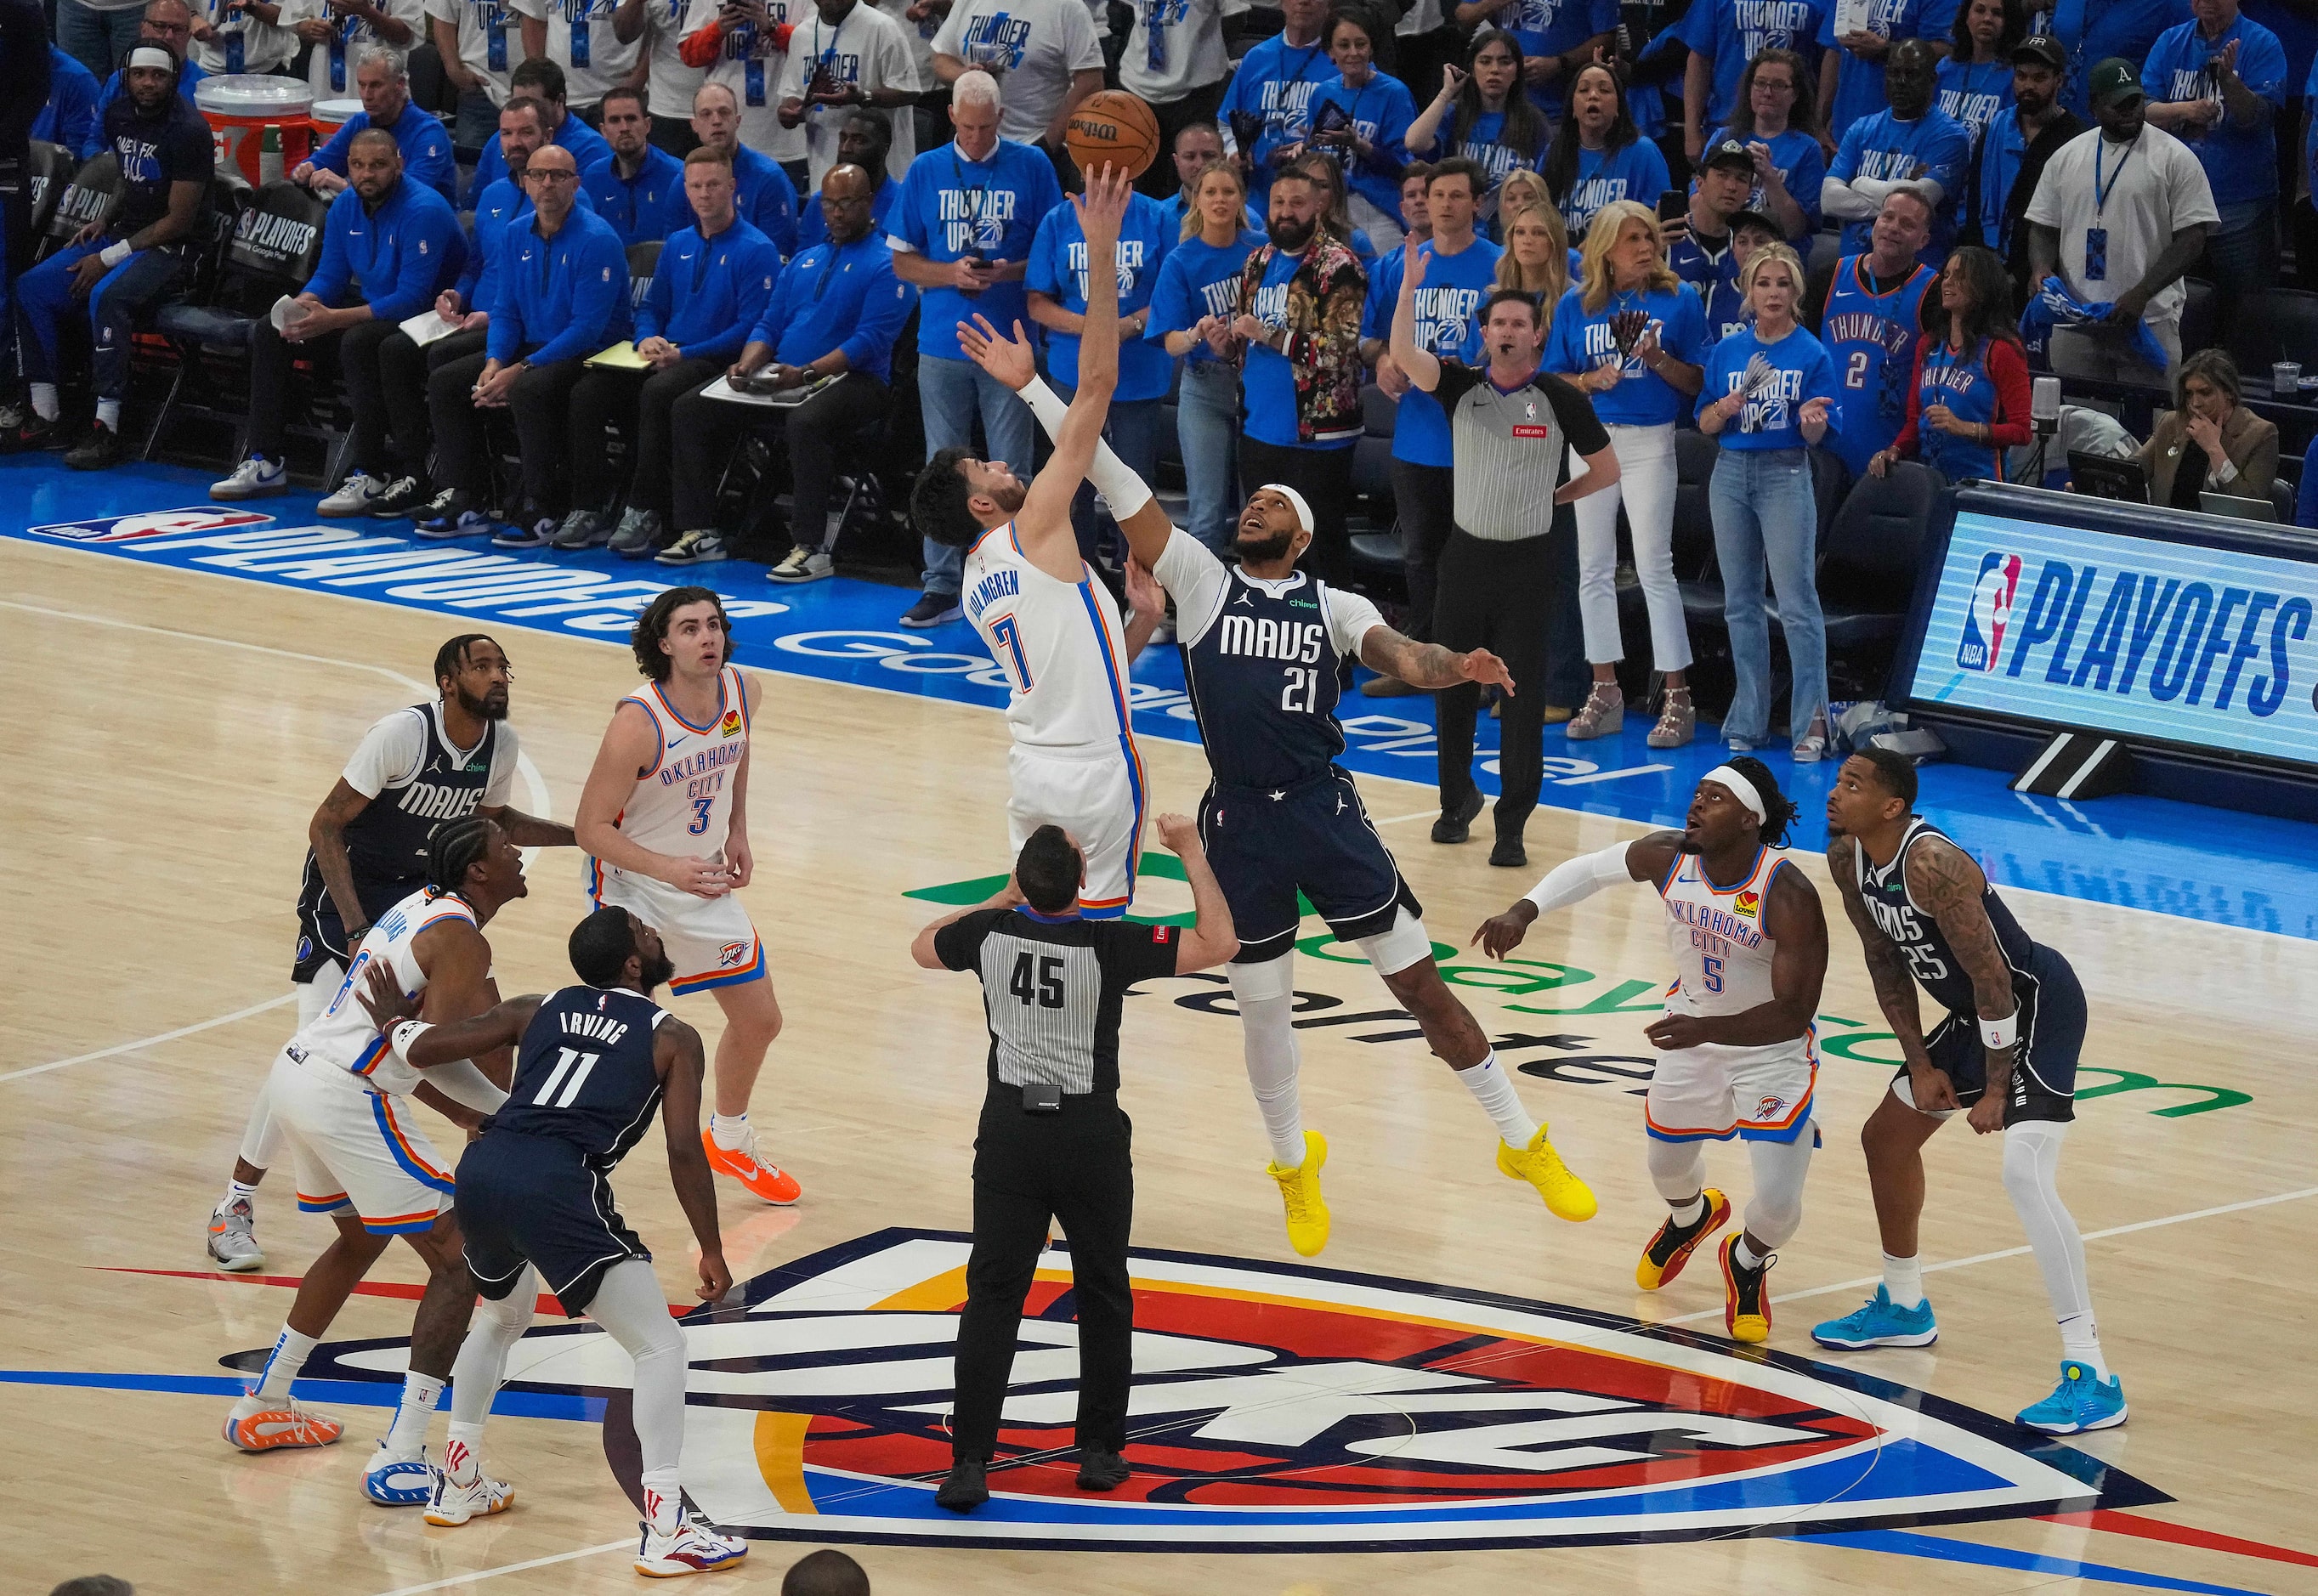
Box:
[674,0,808,157]
[778,0,922,181]
[343,705,523,805]
[190,0,301,74]
[931,0,1101,144]
[875,0,939,81]
[642,0,704,119]
[1154,527,1385,656]
[281,0,431,99]
[1397,0,1440,34]
[2022,122,2219,325]
[422,0,525,102]
[506,0,643,108]
[1119,0,1244,103]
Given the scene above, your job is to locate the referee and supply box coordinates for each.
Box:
[910,815,1238,1513]
[1387,235,1620,870]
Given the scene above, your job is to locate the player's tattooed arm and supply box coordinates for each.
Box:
[1828,834,1937,1075]
[657,1017,731,1301]
[477,805,575,849]
[1905,834,2018,1123]
[1357,624,1516,692]
[309,778,377,942]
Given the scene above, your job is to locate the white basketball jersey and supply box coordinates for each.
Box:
[298,886,479,1095]
[961,524,1140,752]
[609,665,751,857]
[1660,846,1788,1019]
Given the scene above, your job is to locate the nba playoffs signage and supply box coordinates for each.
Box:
[1896,494,2318,771]
[289,1229,2162,1550]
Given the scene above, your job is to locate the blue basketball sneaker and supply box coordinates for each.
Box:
[362,1441,434,1505]
[1811,1285,1940,1349]
[2017,1361,2128,1435]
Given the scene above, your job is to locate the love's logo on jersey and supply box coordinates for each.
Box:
[1958,551,2022,673]
[26,507,275,543]
[290,1230,2161,1551]
[1733,890,1761,920]
[720,710,743,737]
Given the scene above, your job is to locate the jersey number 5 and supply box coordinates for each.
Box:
[1700,954,1724,993]
[1007,951,1066,1009]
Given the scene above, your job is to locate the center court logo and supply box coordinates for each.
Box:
[286,1229,2162,1550]
[1958,552,2023,672]
[26,507,275,543]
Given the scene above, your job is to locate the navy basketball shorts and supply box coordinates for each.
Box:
[293,870,420,985]
[1897,947,2084,1127]
[1199,768,1423,964]
[456,1129,650,1316]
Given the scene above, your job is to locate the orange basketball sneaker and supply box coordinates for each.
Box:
[223,1401,344,1452]
[701,1123,801,1204]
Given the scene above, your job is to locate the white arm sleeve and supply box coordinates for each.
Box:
[340,709,428,799]
[1153,526,1232,645]
[1017,375,1157,520]
[482,722,520,807]
[1820,174,1878,220]
[1522,842,1641,914]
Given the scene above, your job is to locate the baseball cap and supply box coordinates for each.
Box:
[2088,57,2144,110]
[1702,138,1755,175]
[2011,34,2066,71]
[1730,208,1782,239]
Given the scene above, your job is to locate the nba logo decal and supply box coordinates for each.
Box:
[1958,552,2022,673]
[26,507,275,543]
[717,940,751,967]
[284,1230,2162,1551]
[1733,890,1760,920]
[720,710,744,738]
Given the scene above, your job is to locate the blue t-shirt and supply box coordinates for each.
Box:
[1697,323,1840,450]
[1307,70,1419,219]
[2054,0,2192,114]
[1244,248,1350,449]
[1360,235,1504,465]
[580,144,690,247]
[1669,227,1748,340]
[891,137,1064,362]
[2144,13,2289,205]
[35,46,103,160]
[1936,57,2016,152]
[1540,280,1712,426]
[1556,138,1672,241]
[1819,0,1961,136]
[311,100,458,204]
[1452,107,1543,195]
[1216,31,1337,198]
[1499,0,1619,116]
[1828,107,1973,256]
[1703,124,1826,235]
[1026,190,1174,399]
[1681,0,1832,126]
[1148,229,1262,365]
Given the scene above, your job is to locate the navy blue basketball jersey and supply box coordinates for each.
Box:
[1853,818,2040,1017]
[325,704,505,895]
[491,985,670,1169]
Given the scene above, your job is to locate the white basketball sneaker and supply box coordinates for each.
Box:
[424,1462,516,1525]
[634,1514,749,1578]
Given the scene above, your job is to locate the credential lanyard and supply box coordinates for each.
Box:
[2092,132,2134,219]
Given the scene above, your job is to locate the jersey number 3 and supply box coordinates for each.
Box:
[1007,951,1065,1009]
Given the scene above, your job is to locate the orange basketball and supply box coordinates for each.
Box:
[1064,89,1161,182]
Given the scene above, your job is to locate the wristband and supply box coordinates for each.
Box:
[99,240,133,268]
[1978,1010,2017,1050]
[388,1019,432,1066]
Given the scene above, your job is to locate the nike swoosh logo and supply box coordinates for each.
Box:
[667,734,689,748]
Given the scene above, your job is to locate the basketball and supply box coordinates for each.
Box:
[1064,89,1161,182]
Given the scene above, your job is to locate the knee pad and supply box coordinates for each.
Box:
[1353,908,1434,979]
[1227,953,1295,1006]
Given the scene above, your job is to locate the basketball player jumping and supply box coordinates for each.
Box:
[222,817,525,1509]
[1817,749,2127,1434]
[955,319,1597,1259]
[1474,761,1827,1343]
[355,907,747,1578]
[206,634,575,1272]
[576,587,799,1205]
[906,166,1165,921]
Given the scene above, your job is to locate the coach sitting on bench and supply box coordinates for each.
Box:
[210,129,468,505]
[294,44,457,204]
[660,161,914,575]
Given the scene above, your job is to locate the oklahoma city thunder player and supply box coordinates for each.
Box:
[906,167,1164,920]
[1817,747,2125,1435]
[354,906,747,1577]
[575,586,800,1205]
[1476,759,1828,1343]
[223,818,524,1508]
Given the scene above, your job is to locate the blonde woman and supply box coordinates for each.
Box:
[1541,199,1711,746]
[1149,159,1265,552]
[1695,242,1839,760]
[1493,200,1570,306]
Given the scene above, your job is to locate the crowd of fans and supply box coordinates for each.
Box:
[8,0,2315,749]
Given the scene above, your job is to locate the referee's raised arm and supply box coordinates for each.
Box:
[910,877,1027,969]
[1153,813,1238,971]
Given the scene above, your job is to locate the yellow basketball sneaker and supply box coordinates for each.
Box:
[1267,1131,1331,1256]
[1636,1188,1733,1290]
[1497,1125,1598,1221]
[1720,1233,1775,1344]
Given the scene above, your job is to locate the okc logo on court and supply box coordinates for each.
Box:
[1958,552,2023,673]
[26,507,274,543]
[289,1230,2160,1550]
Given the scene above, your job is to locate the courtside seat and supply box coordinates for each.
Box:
[40,150,119,263]
[25,140,77,246]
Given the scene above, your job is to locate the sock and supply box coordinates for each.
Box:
[1667,1193,1706,1228]
[444,1421,486,1485]
[95,399,121,430]
[29,382,59,421]
[239,1325,320,1412]
[1457,1052,1539,1148]
[2059,1311,2109,1379]
[219,1178,260,1210]
[708,1112,748,1152]
[641,1467,683,1536]
[385,1370,445,1456]
[1733,1236,1765,1271]
[1882,1252,1925,1310]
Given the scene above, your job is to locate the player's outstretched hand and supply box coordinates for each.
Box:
[667,855,735,899]
[1471,900,1539,959]
[957,313,1037,392]
[697,1247,734,1302]
[1070,163,1133,244]
[356,957,422,1032]
[1458,646,1516,693]
[1124,556,1165,620]
[1153,812,1203,856]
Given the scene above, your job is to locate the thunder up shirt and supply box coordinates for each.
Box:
[1818,0,1960,138]
[104,91,213,239]
[1680,0,1831,126]
[1828,105,1973,255]
[931,0,1103,145]
[422,0,524,104]
[890,135,1063,361]
[1556,137,1672,240]
[1703,123,1826,235]
[1306,69,1419,221]
[1361,235,1502,467]
[675,0,808,163]
[1936,55,2015,152]
[1217,30,1335,198]
[309,100,458,204]
[306,175,469,322]
[1119,0,1235,105]
[1500,0,1618,116]
[1026,188,1173,398]
[1820,252,1934,475]
[1541,279,1712,427]
[506,0,643,110]
[1697,322,1840,450]
[2143,11,2288,206]
[779,0,921,182]
[750,232,915,381]
[1453,107,1543,194]
[1242,245,1357,449]
[2054,0,2191,114]
[281,0,427,97]
[1148,227,1261,366]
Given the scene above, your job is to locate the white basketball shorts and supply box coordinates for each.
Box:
[265,1044,456,1234]
[1645,1030,1819,1145]
[587,858,766,996]
[1006,739,1147,919]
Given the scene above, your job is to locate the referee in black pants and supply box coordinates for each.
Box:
[1388,236,1620,870]
[910,814,1238,1513]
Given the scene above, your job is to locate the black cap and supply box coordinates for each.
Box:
[1730,208,1782,238]
[2011,34,2066,71]
[1702,137,1756,175]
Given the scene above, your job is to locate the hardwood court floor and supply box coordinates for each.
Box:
[3,537,2314,1596]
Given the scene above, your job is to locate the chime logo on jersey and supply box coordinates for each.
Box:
[1958,551,2022,672]
[285,1229,2161,1550]
[26,507,275,544]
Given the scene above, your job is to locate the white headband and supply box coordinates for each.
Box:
[128,45,175,71]
[1699,764,1767,825]
[1257,483,1314,535]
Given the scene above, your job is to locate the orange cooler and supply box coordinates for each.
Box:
[194,75,315,185]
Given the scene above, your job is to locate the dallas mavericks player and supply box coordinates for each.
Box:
[206,634,575,1273]
[355,906,747,1577]
[955,313,1599,1258]
[1818,748,2126,1435]
[1474,760,1828,1344]
[906,167,1163,921]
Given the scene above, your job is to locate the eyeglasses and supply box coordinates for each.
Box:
[526,169,581,184]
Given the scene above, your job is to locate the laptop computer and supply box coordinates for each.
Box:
[2200,490,2280,524]
[2070,451,2150,504]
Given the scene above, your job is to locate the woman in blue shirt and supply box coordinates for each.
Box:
[1405,31,1550,204]
[1703,48,1825,241]
[1541,61,1673,245]
[1306,4,1419,252]
[1150,160,1264,552]
[1696,241,1839,759]
[1544,198,1709,747]
[1938,0,2025,152]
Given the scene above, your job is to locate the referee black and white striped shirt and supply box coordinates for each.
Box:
[1433,363,1612,540]
[932,908,1182,1095]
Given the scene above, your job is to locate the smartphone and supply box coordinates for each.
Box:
[1656,188,1686,223]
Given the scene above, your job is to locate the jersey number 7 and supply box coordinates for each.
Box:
[990,614,1034,693]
